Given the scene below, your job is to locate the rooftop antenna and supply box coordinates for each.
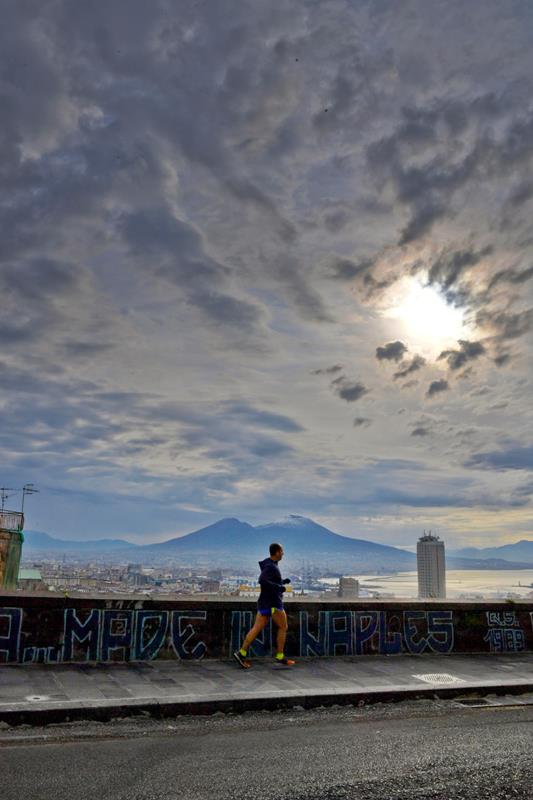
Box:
[21,483,39,513]
[0,488,15,512]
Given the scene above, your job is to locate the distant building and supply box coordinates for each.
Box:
[17,568,47,592]
[338,576,359,598]
[417,531,446,599]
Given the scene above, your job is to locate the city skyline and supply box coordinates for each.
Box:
[1,1,533,549]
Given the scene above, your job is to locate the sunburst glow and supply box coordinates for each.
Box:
[382,277,472,356]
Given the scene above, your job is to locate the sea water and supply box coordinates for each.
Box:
[323,569,533,599]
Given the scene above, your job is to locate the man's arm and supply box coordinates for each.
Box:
[259,563,284,591]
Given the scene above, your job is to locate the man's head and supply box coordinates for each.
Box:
[269,542,284,561]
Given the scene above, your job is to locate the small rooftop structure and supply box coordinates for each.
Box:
[0,510,25,590]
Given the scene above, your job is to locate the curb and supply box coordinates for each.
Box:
[2,681,533,727]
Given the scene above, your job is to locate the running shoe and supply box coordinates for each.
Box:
[274,656,296,666]
[233,650,252,669]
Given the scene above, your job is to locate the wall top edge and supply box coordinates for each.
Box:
[1,591,532,610]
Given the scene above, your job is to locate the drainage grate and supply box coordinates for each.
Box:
[412,673,465,685]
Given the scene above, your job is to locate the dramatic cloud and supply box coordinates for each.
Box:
[438,340,486,371]
[1,0,532,546]
[466,445,533,471]
[411,426,430,437]
[393,355,426,380]
[426,379,450,398]
[311,365,343,375]
[331,376,370,403]
[376,341,408,362]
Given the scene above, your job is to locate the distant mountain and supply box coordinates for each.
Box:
[447,556,533,570]
[142,518,258,554]
[450,540,533,563]
[23,530,138,552]
[141,514,417,572]
[22,518,533,573]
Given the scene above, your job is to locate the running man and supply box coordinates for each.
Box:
[233,542,295,668]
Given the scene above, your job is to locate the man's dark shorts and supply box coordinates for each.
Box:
[258,606,284,616]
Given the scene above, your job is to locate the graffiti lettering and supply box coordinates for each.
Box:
[0,607,22,663]
[134,611,169,660]
[171,611,207,659]
[485,610,525,653]
[2,603,533,664]
[63,608,101,662]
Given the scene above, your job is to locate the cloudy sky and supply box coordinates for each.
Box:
[2,0,533,548]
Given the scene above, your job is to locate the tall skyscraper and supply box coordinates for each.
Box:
[417,531,446,599]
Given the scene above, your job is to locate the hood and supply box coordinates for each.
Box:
[259,557,275,569]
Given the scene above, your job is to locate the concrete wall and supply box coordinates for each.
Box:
[0,532,23,591]
[1,594,533,664]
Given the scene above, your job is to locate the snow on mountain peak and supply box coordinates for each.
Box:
[271,514,313,527]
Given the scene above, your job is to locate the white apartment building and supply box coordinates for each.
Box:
[417,531,446,599]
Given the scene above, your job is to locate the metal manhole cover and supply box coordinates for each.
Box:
[413,673,465,685]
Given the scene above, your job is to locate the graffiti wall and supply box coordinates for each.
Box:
[1,597,533,664]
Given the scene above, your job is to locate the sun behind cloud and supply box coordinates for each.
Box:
[381,276,473,358]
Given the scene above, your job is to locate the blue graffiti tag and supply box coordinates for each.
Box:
[134,610,169,660]
[101,609,134,661]
[171,610,207,659]
[403,610,454,654]
[63,608,101,662]
[0,607,22,663]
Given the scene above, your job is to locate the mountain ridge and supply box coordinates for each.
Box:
[21,519,533,572]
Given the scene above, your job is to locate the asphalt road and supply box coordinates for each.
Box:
[0,700,532,800]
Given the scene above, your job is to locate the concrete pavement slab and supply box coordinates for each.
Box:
[1,653,533,725]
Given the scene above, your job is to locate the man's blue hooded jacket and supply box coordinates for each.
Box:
[257,557,285,609]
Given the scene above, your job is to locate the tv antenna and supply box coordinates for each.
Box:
[0,488,15,511]
[22,483,39,513]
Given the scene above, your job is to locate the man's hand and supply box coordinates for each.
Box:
[282,578,291,585]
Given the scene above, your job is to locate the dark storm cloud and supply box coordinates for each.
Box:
[493,352,512,367]
[0,258,83,347]
[366,94,533,246]
[466,444,533,471]
[119,207,263,330]
[488,265,533,290]
[393,354,426,380]
[331,376,369,403]
[411,426,430,437]
[328,257,373,281]
[353,417,372,428]
[426,379,449,398]
[64,341,115,357]
[426,247,493,292]
[323,207,351,233]
[311,365,343,375]
[0,0,330,345]
[438,340,486,371]
[249,437,294,458]
[476,308,533,340]
[376,340,408,362]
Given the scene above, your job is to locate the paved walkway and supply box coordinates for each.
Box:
[1,653,533,725]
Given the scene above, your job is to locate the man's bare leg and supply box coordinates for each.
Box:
[241,612,269,652]
[272,609,288,656]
